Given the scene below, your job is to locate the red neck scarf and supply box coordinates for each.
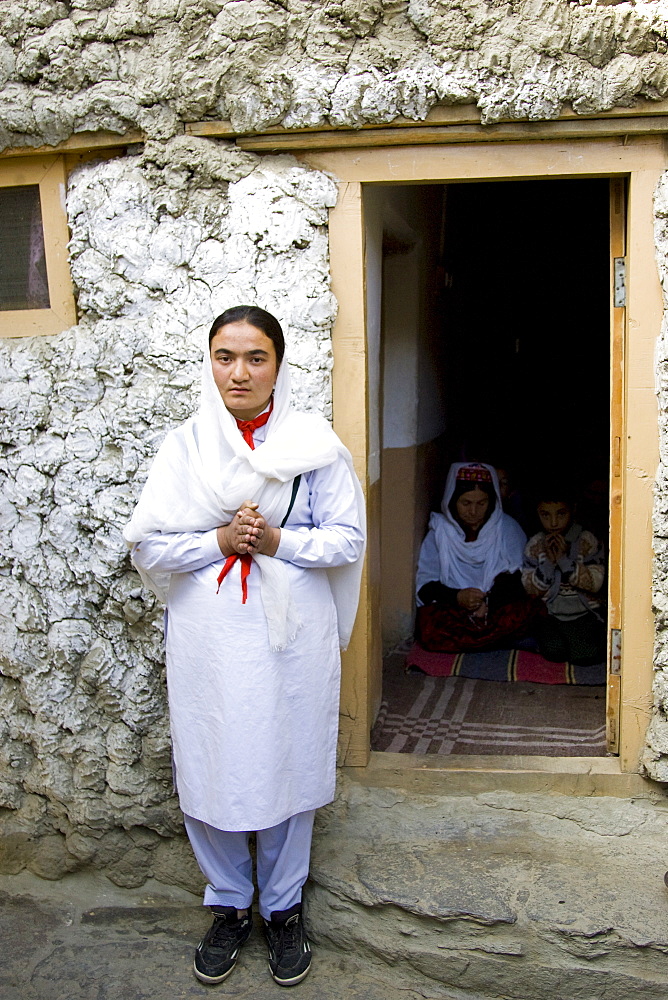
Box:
[216,398,274,603]
[234,397,274,448]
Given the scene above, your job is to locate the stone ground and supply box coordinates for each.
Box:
[5,771,668,1000]
[0,870,418,1000]
[307,772,668,1000]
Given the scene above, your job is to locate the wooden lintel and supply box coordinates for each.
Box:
[188,119,258,138]
[186,96,668,141]
[185,105,483,138]
[4,96,668,160]
[235,115,668,152]
[0,129,145,159]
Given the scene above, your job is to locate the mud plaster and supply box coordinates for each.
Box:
[1,1,668,148]
[2,0,668,879]
[0,136,337,885]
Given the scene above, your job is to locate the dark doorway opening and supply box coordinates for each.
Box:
[374,177,610,756]
[439,178,610,502]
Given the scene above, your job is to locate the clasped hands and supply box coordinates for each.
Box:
[457,587,487,615]
[544,532,567,563]
[217,500,280,558]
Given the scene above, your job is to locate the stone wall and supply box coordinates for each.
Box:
[1,1,668,150]
[0,135,337,885]
[3,0,668,876]
[643,176,668,782]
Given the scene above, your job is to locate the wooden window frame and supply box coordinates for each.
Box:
[299,136,664,776]
[0,155,76,339]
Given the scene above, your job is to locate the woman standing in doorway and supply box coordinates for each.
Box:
[125,306,365,987]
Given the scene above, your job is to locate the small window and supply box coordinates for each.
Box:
[0,155,76,338]
[0,185,50,311]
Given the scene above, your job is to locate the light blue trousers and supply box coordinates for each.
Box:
[184,810,316,920]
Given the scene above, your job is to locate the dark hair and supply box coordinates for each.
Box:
[208,305,285,367]
[448,479,496,524]
[533,481,576,509]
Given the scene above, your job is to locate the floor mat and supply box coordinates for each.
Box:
[405,643,606,685]
[371,653,607,756]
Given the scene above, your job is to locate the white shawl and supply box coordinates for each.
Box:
[428,462,526,594]
[124,350,365,650]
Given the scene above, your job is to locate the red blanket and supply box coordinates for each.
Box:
[405,643,606,685]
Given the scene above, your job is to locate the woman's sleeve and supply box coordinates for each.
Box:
[504,514,528,570]
[131,529,222,575]
[418,581,458,606]
[415,529,443,603]
[489,570,524,610]
[274,456,364,568]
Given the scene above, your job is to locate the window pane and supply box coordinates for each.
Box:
[0,185,50,311]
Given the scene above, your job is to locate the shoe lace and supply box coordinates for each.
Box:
[278,914,302,955]
[209,915,244,948]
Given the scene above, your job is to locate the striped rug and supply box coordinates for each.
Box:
[371,655,607,756]
[405,643,606,685]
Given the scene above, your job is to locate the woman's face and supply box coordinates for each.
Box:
[210,321,279,420]
[455,487,490,533]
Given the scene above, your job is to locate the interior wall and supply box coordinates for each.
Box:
[381,246,421,648]
[366,185,446,653]
[365,192,383,488]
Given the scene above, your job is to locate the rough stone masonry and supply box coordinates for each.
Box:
[1,0,668,143]
[0,136,337,886]
[2,0,668,886]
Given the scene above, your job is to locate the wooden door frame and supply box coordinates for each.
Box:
[607,176,626,755]
[300,136,665,774]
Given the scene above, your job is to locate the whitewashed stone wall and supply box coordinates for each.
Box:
[0,136,337,885]
[3,0,668,875]
[1,1,668,150]
[643,174,668,782]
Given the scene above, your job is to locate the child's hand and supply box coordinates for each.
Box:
[545,533,567,563]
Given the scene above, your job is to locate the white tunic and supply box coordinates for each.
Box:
[131,421,364,833]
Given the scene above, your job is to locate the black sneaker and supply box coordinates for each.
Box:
[193,906,253,984]
[263,902,312,987]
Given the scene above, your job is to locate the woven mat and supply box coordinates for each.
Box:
[405,643,606,685]
[371,653,607,756]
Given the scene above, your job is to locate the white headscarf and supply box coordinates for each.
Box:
[124,344,365,650]
[427,462,526,593]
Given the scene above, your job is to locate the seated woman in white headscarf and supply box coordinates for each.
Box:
[415,462,542,652]
[124,306,365,989]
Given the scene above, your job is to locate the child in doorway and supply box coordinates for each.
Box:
[521,486,606,665]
